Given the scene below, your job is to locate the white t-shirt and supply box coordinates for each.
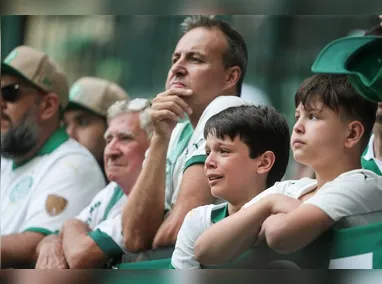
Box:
[164,96,248,211]
[0,128,105,236]
[76,182,127,257]
[171,203,228,269]
[362,134,382,175]
[244,169,382,227]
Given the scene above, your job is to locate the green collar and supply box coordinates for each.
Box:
[211,204,229,223]
[12,127,69,170]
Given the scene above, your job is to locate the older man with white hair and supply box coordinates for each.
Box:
[35,98,152,269]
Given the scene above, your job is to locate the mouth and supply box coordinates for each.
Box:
[292,140,305,147]
[171,82,186,88]
[207,174,224,184]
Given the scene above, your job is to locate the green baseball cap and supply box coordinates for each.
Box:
[311,36,382,103]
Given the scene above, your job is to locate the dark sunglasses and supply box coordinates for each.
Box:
[1,84,21,103]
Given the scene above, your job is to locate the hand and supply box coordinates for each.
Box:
[150,88,193,140]
[35,241,68,269]
[254,213,285,247]
[266,194,302,215]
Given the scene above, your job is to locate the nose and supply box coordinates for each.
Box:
[293,118,304,135]
[170,57,187,77]
[66,124,78,140]
[104,138,122,159]
[205,153,217,170]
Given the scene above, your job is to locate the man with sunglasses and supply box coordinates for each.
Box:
[64,76,129,181]
[35,99,152,269]
[122,15,248,255]
[0,46,106,268]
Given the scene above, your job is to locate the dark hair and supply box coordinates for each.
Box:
[364,25,382,36]
[295,74,377,151]
[204,105,290,188]
[181,15,248,96]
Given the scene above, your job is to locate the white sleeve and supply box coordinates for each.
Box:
[242,180,293,208]
[171,207,208,269]
[88,214,125,258]
[21,154,105,234]
[75,183,114,230]
[305,171,382,221]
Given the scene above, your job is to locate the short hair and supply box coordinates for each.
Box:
[204,105,290,188]
[181,15,248,96]
[107,98,153,139]
[295,74,377,151]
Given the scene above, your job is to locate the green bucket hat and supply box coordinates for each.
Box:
[311,36,382,103]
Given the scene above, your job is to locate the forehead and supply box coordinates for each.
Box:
[175,27,228,57]
[107,112,141,134]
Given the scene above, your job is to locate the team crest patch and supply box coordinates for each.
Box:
[45,194,68,216]
[9,176,34,203]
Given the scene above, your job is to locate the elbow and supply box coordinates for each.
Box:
[124,233,151,253]
[265,227,294,255]
[194,238,220,266]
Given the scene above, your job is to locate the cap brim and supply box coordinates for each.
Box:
[65,101,105,118]
[311,36,377,75]
[1,63,41,90]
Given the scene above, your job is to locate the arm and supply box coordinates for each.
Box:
[122,88,193,252]
[122,134,169,252]
[61,219,108,269]
[194,194,301,265]
[259,204,334,254]
[152,164,215,248]
[1,232,45,268]
[35,234,68,269]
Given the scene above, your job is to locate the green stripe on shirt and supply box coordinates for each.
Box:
[88,229,123,258]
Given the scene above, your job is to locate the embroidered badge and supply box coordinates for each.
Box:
[45,194,68,216]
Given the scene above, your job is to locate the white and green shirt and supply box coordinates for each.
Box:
[0,127,105,236]
[164,96,247,211]
[362,134,382,175]
[76,182,127,258]
[244,169,382,228]
[171,203,229,269]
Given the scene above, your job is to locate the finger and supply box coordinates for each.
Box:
[153,94,192,115]
[165,88,193,97]
[151,109,179,123]
[152,101,187,119]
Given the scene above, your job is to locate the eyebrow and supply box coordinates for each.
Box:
[104,130,135,140]
[172,51,205,58]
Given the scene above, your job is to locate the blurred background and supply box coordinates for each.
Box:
[1,14,381,177]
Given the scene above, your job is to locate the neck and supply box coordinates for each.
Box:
[313,154,361,189]
[373,125,382,160]
[228,203,242,216]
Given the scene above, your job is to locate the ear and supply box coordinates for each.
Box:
[39,93,60,121]
[256,151,276,175]
[344,120,364,149]
[222,66,241,92]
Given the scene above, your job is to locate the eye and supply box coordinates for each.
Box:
[171,56,179,65]
[309,114,318,120]
[190,56,202,63]
[294,115,300,121]
[77,117,90,127]
[219,148,229,154]
[205,150,211,156]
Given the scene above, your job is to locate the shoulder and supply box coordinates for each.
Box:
[328,169,382,188]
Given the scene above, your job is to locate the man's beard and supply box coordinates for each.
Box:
[1,109,41,160]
